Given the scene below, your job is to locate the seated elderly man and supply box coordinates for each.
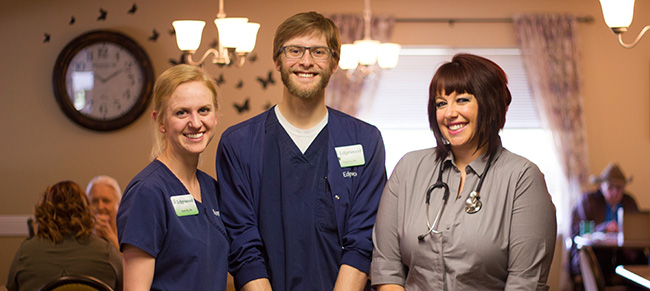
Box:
[87,175,122,250]
[570,162,645,286]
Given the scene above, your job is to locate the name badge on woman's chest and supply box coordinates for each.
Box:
[170,194,199,217]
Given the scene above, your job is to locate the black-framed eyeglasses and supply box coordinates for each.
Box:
[281,45,332,60]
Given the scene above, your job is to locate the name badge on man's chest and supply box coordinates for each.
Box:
[170,194,199,217]
[335,144,365,168]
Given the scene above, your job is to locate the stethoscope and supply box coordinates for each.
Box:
[417,155,494,241]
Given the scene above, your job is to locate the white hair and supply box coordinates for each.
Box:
[86,175,122,201]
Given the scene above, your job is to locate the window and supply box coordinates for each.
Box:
[359,47,569,230]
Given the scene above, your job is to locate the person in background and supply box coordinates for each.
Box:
[87,175,121,250]
[6,181,122,291]
[371,53,557,290]
[569,162,644,286]
[216,11,387,291]
[117,64,228,290]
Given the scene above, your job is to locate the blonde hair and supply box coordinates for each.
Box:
[151,64,220,159]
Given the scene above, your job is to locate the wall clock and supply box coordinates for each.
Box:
[52,30,154,131]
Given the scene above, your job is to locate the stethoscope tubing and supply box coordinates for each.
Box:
[418,162,450,240]
[425,183,448,235]
[418,154,495,240]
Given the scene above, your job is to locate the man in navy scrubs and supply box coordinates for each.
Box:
[216,11,387,291]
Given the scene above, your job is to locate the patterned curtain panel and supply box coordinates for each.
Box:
[325,14,395,116]
[513,14,590,289]
[512,13,590,229]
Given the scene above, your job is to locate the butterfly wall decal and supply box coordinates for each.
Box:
[128,4,137,14]
[234,98,250,114]
[97,8,107,21]
[256,71,275,89]
[215,74,225,86]
[169,53,187,66]
[149,29,159,42]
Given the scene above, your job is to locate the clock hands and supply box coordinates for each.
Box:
[103,68,124,82]
[95,68,124,83]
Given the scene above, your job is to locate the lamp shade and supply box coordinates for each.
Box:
[339,44,360,70]
[377,43,401,69]
[235,22,261,53]
[354,39,380,66]
[172,20,206,51]
[214,17,249,48]
[599,0,635,28]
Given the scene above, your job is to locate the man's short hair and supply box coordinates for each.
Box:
[272,11,341,65]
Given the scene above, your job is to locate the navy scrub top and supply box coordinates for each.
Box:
[117,160,229,291]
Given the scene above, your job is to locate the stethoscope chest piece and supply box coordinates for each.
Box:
[465,191,482,214]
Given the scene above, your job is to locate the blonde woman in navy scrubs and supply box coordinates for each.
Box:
[117,64,228,290]
[371,54,557,290]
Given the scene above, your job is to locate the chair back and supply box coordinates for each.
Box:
[579,245,607,291]
[27,217,35,238]
[38,275,113,291]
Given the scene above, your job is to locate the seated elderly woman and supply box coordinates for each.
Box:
[5,181,122,291]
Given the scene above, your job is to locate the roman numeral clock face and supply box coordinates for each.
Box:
[53,30,154,131]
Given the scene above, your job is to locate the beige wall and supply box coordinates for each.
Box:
[1,0,649,289]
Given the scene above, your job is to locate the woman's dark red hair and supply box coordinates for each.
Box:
[428,53,512,161]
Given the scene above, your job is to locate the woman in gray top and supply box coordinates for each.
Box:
[371,53,557,290]
[6,181,122,291]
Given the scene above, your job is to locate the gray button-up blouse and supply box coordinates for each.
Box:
[371,143,557,290]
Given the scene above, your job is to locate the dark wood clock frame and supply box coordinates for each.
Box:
[52,30,154,131]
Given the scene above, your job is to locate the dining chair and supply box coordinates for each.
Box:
[579,245,628,291]
[37,275,113,291]
[27,217,35,238]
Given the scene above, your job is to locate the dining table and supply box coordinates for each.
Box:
[574,232,650,248]
[574,231,650,287]
[616,265,650,289]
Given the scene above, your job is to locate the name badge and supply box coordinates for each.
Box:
[335,144,365,168]
[170,194,199,217]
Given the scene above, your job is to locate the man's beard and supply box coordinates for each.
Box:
[279,62,333,99]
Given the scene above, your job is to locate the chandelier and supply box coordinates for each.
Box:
[172,0,260,66]
[599,0,649,48]
[338,0,401,74]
